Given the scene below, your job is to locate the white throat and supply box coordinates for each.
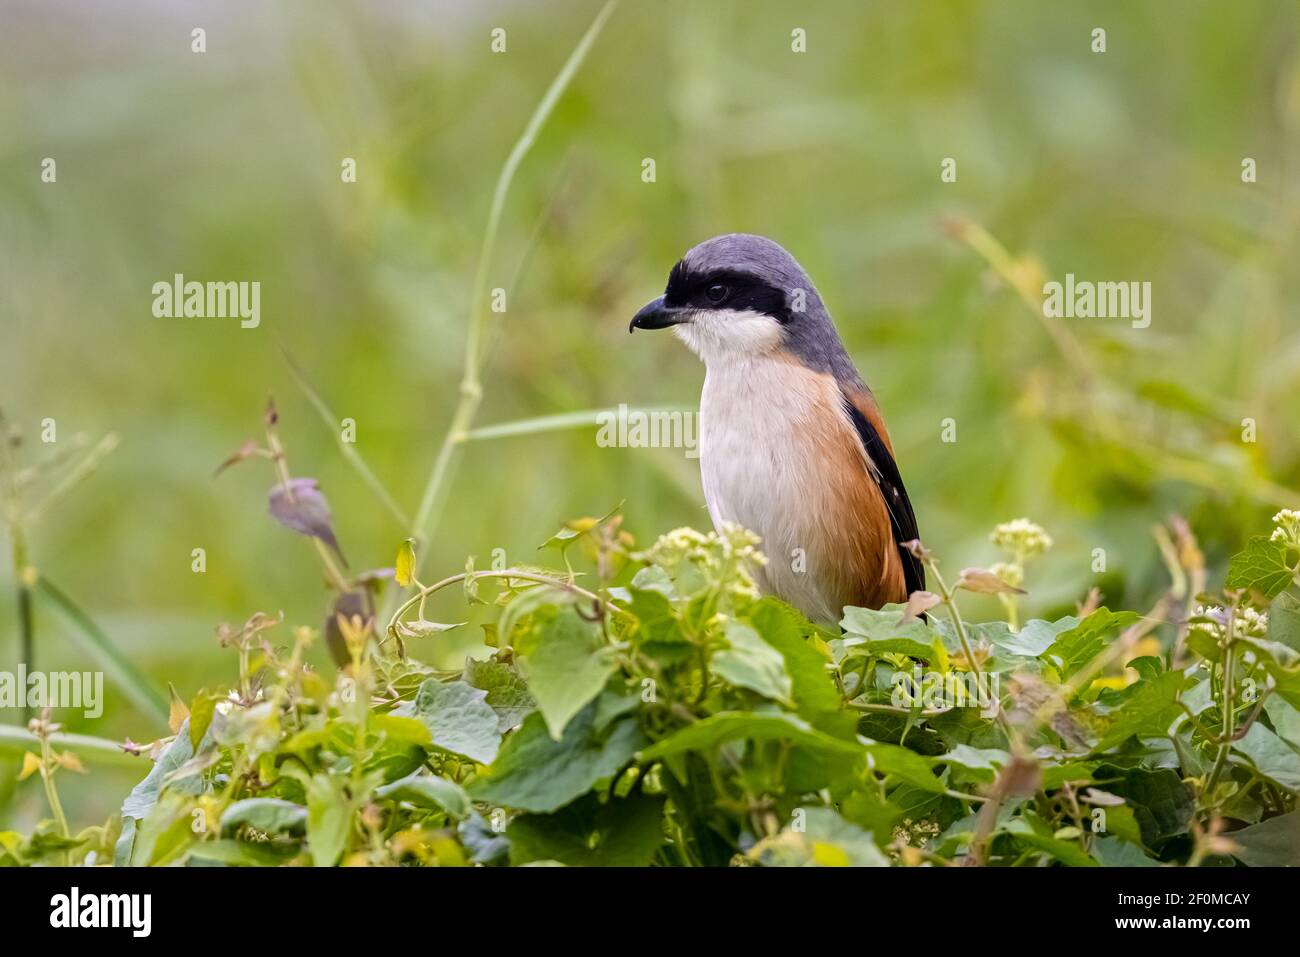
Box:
[672,309,785,366]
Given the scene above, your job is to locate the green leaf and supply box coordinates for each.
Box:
[840,605,939,661]
[375,770,472,820]
[539,502,622,552]
[1226,536,1295,598]
[1042,608,1140,678]
[1268,585,1300,652]
[1233,723,1300,789]
[1039,759,1102,790]
[188,838,302,867]
[395,619,465,639]
[864,742,949,795]
[128,791,195,866]
[1004,813,1098,867]
[220,798,307,836]
[508,792,666,866]
[515,604,618,740]
[368,713,434,747]
[1091,802,1145,848]
[1096,670,1193,749]
[838,787,904,847]
[471,708,646,813]
[746,599,840,719]
[1092,835,1159,866]
[753,807,889,867]
[399,679,502,765]
[593,683,641,733]
[1103,766,1193,846]
[640,712,864,763]
[1228,810,1300,866]
[995,617,1077,657]
[189,691,220,750]
[1237,635,1300,709]
[837,608,941,655]
[710,620,792,703]
[306,774,351,867]
[626,578,681,646]
[119,718,208,833]
[937,745,1011,783]
[464,657,536,732]
[1264,696,1300,750]
[457,811,510,864]
[394,538,416,588]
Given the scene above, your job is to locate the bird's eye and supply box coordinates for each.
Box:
[705,284,728,303]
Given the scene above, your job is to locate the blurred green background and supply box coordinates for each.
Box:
[2,0,1298,828]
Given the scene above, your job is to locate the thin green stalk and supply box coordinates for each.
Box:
[36,728,71,862]
[460,407,692,443]
[925,558,1022,749]
[398,0,619,608]
[36,576,169,726]
[12,526,34,721]
[1204,599,1241,796]
[281,349,411,528]
[24,433,119,525]
[925,561,982,683]
[947,217,1095,386]
[0,723,145,768]
[387,566,628,639]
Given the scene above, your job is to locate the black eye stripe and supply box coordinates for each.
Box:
[666,268,774,305]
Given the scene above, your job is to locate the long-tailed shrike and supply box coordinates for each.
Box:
[630,233,923,623]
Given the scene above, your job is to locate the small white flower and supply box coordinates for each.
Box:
[990,518,1054,559]
[989,561,1024,588]
[1189,604,1268,638]
[1272,509,1300,548]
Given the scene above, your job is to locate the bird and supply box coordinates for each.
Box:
[629,233,924,624]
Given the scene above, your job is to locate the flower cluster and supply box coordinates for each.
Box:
[990,518,1054,559]
[891,817,943,849]
[1271,509,1300,549]
[638,524,767,604]
[989,560,1024,589]
[1189,604,1269,639]
[641,524,767,571]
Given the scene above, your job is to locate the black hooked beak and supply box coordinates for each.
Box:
[629,296,689,333]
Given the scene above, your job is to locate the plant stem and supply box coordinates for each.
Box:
[31,722,71,863]
[946,217,1095,387]
[36,727,71,861]
[0,724,148,768]
[281,349,411,528]
[1204,599,1241,796]
[387,567,627,637]
[37,576,170,725]
[12,525,33,721]
[394,0,619,612]
[926,561,982,682]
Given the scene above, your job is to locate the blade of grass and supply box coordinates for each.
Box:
[460,407,693,443]
[392,0,619,613]
[281,348,411,528]
[944,216,1095,385]
[36,576,169,728]
[24,433,119,526]
[0,723,144,769]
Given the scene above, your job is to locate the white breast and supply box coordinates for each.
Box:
[696,352,859,623]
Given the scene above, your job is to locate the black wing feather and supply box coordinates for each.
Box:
[841,396,926,597]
